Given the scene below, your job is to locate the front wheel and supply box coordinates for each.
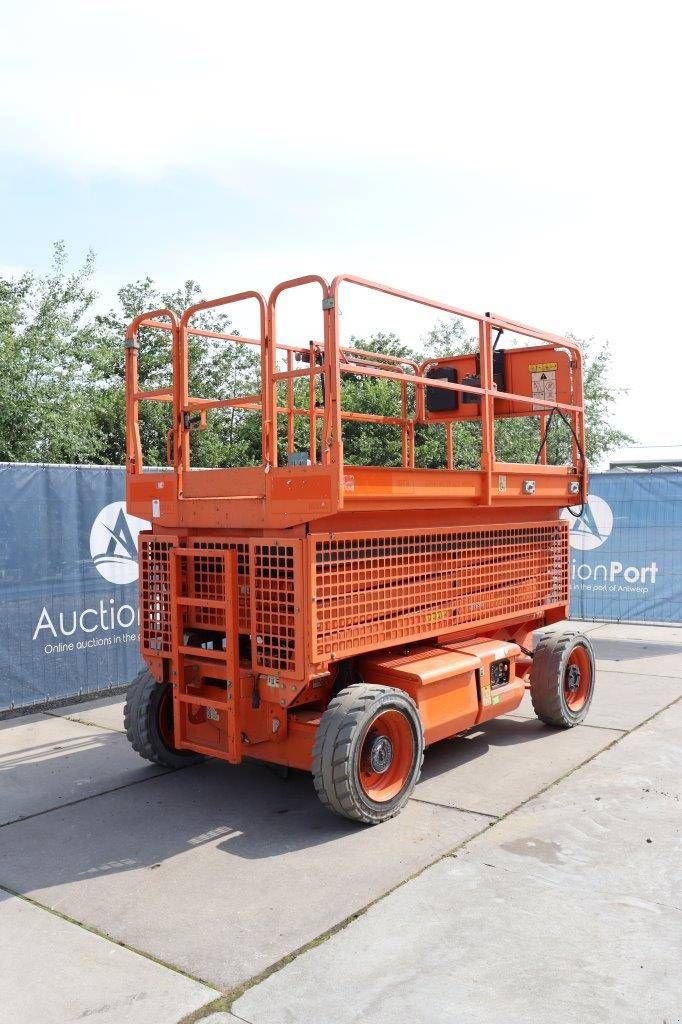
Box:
[312,684,424,824]
[530,630,596,727]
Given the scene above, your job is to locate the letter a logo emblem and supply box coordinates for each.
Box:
[90,502,150,584]
[562,495,614,551]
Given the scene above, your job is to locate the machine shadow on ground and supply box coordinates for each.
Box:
[0,712,567,904]
[0,721,167,827]
[417,715,559,783]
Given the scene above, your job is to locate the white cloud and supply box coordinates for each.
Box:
[1,0,678,191]
[1,0,681,445]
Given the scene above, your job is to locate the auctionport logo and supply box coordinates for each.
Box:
[89,502,150,584]
[563,495,614,551]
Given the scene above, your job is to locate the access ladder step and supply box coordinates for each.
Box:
[177,693,232,712]
[176,596,226,610]
[177,644,227,661]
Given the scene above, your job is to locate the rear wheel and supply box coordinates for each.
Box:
[530,630,595,727]
[312,684,424,824]
[124,670,203,769]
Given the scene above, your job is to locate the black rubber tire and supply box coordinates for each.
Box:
[312,683,424,825]
[124,670,203,769]
[530,629,596,728]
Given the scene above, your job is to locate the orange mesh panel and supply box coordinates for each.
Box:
[190,538,250,632]
[252,542,301,676]
[139,533,174,656]
[312,522,567,660]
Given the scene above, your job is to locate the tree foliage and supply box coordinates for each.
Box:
[89,277,261,468]
[0,243,101,463]
[339,319,633,469]
[0,246,632,470]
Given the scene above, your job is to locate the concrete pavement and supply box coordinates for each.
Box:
[1,890,217,1024]
[0,621,680,1023]
[0,709,166,825]
[233,699,682,1024]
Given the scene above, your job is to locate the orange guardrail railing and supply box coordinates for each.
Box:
[125,274,587,511]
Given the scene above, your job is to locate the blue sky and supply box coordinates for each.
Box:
[2,0,680,453]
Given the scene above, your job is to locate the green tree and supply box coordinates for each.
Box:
[88,278,262,468]
[0,243,103,463]
[579,335,633,463]
[339,333,414,467]
[339,319,632,469]
[0,246,632,471]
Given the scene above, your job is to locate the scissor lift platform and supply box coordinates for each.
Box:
[123,274,595,823]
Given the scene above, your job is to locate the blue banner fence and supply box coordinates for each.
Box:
[566,471,682,623]
[1,464,680,713]
[0,464,145,712]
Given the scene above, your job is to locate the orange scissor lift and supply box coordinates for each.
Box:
[123,275,596,823]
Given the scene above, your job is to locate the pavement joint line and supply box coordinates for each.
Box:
[473,693,682,824]
[0,881,221,994]
[219,816,499,1010]
[177,999,255,1024]
[0,763,199,831]
[41,709,124,734]
[221,693,682,1012]
[576,723,627,734]
[410,796,499,819]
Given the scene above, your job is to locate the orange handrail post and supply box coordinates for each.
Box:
[479,317,494,506]
[179,291,269,477]
[267,275,332,472]
[124,307,180,476]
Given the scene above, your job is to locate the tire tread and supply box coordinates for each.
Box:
[124,670,202,769]
[312,683,424,825]
[530,629,595,728]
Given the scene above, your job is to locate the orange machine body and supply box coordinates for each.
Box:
[125,275,585,772]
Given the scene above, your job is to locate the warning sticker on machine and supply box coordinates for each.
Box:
[531,365,557,410]
[529,361,558,373]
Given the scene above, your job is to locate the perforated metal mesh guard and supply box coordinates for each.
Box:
[312,521,568,661]
[190,538,250,632]
[139,522,566,676]
[139,534,175,656]
[139,534,301,675]
[252,542,301,676]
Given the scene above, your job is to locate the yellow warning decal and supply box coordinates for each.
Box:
[529,361,558,372]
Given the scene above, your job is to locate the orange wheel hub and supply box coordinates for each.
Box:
[358,709,415,802]
[564,645,592,711]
